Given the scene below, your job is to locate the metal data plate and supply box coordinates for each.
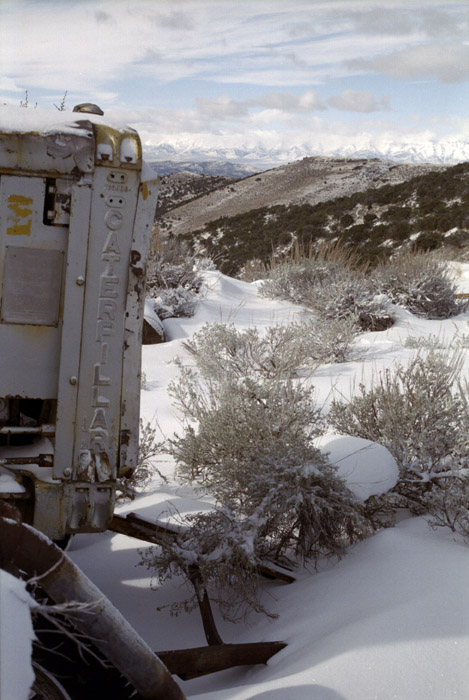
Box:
[1,246,64,326]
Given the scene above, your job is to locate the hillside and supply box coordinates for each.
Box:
[173,161,469,276]
[156,172,237,216]
[157,157,443,239]
[150,159,258,178]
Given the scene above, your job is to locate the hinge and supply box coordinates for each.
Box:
[44,178,72,226]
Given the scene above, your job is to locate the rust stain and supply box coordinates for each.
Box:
[141,182,149,201]
[7,194,33,235]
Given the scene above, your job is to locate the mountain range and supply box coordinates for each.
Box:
[145,139,469,177]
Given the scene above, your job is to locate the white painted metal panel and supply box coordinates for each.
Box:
[70,166,140,482]
[0,175,69,397]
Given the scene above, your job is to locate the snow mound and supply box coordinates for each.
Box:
[315,434,399,501]
[0,570,36,700]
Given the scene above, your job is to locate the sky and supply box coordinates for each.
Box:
[0,0,468,159]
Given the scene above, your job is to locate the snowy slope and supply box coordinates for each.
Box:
[67,266,469,700]
[3,266,468,699]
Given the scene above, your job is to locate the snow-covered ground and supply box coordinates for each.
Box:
[4,263,469,699]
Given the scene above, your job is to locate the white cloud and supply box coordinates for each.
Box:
[327,90,389,113]
[349,43,469,84]
[2,0,466,101]
[194,90,326,122]
[347,5,466,38]
[196,95,248,119]
[250,90,326,112]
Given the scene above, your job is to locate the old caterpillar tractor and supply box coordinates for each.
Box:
[0,106,286,699]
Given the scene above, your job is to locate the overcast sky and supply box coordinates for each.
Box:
[1,0,468,156]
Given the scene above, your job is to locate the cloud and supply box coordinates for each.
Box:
[250,90,326,112]
[327,90,389,113]
[0,0,466,164]
[194,90,326,122]
[94,10,113,25]
[196,95,248,119]
[2,0,467,105]
[348,5,466,38]
[152,10,195,30]
[349,43,469,84]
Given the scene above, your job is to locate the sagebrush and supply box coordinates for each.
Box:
[141,322,370,618]
[145,247,206,320]
[259,249,393,331]
[328,351,469,537]
[259,248,465,327]
[373,251,465,319]
[118,419,166,499]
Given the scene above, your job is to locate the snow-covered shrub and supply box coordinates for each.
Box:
[258,258,328,305]
[140,506,271,621]
[301,269,393,331]
[157,335,370,618]
[404,331,469,350]
[118,419,166,499]
[169,366,325,490]
[183,320,359,385]
[150,286,198,320]
[146,251,204,320]
[297,315,360,364]
[141,449,368,621]
[259,256,393,331]
[182,322,309,380]
[146,259,203,294]
[328,351,469,536]
[373,251,465,318]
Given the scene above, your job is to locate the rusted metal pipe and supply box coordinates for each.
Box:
[0,515,186,700]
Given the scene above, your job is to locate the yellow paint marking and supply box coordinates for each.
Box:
[7,194,33,235]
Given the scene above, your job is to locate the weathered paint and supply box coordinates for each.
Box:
[6,193,33,235]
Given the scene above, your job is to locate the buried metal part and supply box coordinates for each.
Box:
[0,514,186,700]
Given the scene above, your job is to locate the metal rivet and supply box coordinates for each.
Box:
[69,376,77,385]
[63,467,72,476]
[76,276,85,286]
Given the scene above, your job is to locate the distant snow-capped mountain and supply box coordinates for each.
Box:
[144,140,469,170]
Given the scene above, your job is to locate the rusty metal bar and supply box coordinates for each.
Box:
[156,641,287,680]
[0,515,186,700]
[0,424,55,436]
[0,454,53,467]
